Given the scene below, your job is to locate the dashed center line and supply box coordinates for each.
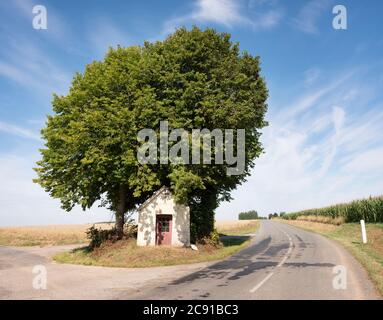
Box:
[249,272,274,293]
[249,229,293,293]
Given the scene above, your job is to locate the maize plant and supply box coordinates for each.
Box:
[282,196,383,223]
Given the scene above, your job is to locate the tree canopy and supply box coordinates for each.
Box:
[238,210,259,220]
[34,27,268,240]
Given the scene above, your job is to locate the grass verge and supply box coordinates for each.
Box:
[280,220,383,297]
[54,221,260,268]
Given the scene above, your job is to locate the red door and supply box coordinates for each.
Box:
[156,215,172,245]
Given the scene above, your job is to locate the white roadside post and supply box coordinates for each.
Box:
[360,219,367,244]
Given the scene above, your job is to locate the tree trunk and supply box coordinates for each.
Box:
[115,185,127,239]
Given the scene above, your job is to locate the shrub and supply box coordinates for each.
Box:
[124,223,138,238]
[197,228,222,247]
[86,226,119,250]
[86,222,138,250]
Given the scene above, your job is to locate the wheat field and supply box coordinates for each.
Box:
[0,223,113,246]
[0,220,260,247]
[215,219,260,235]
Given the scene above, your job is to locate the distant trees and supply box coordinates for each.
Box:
[268,212,278,219]
[238,210,258,220]
[268,212,286,219]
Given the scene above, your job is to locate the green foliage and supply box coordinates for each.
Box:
[124,223,138,239]
[86,223,137,250]
[34,27,268,240]
[86,226,119,250]
[197,228,222,247]
[281,196,383,223]
[238,210,258,220]
[189,188,218,241]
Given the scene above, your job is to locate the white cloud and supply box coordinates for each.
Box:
[162,0,282,35]
[277,71,353,123]
[332,106,345,134]
[0,36,71,96]
[0,154,113,227]
[0,62,29,85]
[292,0,331,34]
[317,106,345,176]
[87,20,131,59]
[0,121,41,141]
[338,108,383,154]
[343,147,383,174]
[304,68,321,85]
[192,0,247,26]
[255,9,282,28]
[217,68,383,219]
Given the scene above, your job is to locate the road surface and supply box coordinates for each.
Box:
[129,221,379,299]
[0,221,380,299]
[0,244,211,299]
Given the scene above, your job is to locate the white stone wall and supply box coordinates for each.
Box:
[137,190,190,247]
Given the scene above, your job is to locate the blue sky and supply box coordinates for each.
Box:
[0,0,383,226]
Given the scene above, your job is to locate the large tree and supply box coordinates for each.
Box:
[34,27,268,241]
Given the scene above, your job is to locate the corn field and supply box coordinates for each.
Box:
[282,195,383,223]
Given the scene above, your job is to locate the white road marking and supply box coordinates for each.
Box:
[249,229,294,293]
[277,231,293,267]
[249,272,274,293]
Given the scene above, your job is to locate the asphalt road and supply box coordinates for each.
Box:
[129,221,379,299]
[0,221,380,299]
[0,244,211,299]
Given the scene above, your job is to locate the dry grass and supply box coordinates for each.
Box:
[278,219,339,232]
[53,219,261,268]
[54,235,252,268]
[215,219,260,235]
[0,223,113,246]
[296,215,345,225]
[281,220,383,296]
